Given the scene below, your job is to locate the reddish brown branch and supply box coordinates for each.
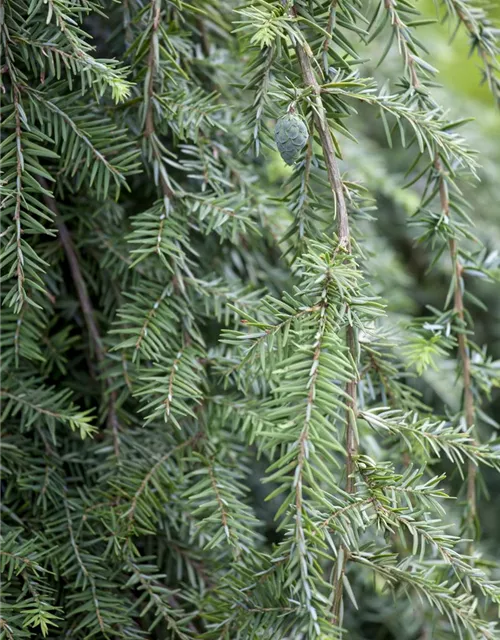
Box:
[40,181,120,456]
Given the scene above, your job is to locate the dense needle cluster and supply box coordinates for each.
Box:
[1,0,500,639]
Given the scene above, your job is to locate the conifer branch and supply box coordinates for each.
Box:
[434,156,477,536]
[294,26,358,626]
[163,348,185,420]
[126,562,196,638]
[132,286,170,359]
[0,7,36,312]
[352,553,497,639]
[63,496,105,634]
[25,88,128,186]
[125,433,201,528]
[322,1,337,57]
[143,0,175,200]
[209,465,230,532]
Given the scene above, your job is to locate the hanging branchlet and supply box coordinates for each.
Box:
[367,0,496,552]
[433,156,478,541]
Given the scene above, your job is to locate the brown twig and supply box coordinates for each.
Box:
[294,26,358,627]
[40,180,120,457]
[434,157,476,539]
[197,18,211,58]
[323,1,337,54]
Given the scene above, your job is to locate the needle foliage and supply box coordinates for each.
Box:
[1,0,500,638]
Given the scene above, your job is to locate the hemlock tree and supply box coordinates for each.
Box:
[1,0,500,638]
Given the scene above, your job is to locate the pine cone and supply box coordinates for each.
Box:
[274,113,308,165]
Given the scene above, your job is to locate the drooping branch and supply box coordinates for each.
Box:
[294,25,358,625]
[434,157,477,536]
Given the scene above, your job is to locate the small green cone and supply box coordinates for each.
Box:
[274,113,308,165]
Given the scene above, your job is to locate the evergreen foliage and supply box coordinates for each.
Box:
[1,0,500,638]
